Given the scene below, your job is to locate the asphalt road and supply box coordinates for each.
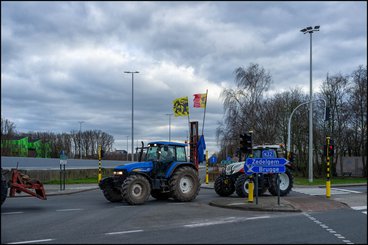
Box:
[1,188,367,244]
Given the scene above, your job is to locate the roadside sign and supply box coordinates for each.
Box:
[262,149,276,158]
[209,156,217,164]
[60,151,68,165]
[244,158,288,174]
[244,165,286,174]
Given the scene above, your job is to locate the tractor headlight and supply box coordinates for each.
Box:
[113,171,124,175]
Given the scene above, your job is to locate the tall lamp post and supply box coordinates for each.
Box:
[124,71,139,162]
[300,25,320,183]
[165,113,173,142]
[78,121,84,159]
[126,135,129,161]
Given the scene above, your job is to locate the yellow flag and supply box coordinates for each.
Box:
[173,96,189,117]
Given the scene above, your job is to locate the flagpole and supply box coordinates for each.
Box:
[187,96,191,141]
[201,89,208,136]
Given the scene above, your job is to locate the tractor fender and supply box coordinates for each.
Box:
[165,162,197,178]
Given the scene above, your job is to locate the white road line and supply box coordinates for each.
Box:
[331,188,361,194]
[7,239,55,244]
[55,208,83,212]
[351,206,367,210]
[105,230,143,235]
[184,216,270,228]
[2,212,24,215]
[304,213,354,244]
[362,211,367,215]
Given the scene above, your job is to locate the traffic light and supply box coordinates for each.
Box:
[101,149,105,158]
[329,140,334,157]
[240,132,252,154]
[323,145,327,156]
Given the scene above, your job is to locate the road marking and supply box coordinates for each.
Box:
[184,216,270,228]
[351,206,366,210]
[303,213,354,244]
[293,187,361,196]
[351,206,367,215]
[7,239,55,244]
[331,188,361,194]
[2,212,24,215]
[55,208,83,212]
[105,230,143,235]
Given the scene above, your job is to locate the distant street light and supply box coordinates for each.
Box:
[165,113,173,142]
[124,71,139,162]
[126,135,129,161]
[300,25,320,183]
[78,121,84,159]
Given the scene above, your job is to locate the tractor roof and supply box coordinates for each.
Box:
[148,141,187,147]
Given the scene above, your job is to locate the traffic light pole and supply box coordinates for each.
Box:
[326,136,331,198]
[98,145,102,183]
[247,131,254,203]
[287,99,327,180]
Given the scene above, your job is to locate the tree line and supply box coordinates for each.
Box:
[1,120,115,159]
[216,64,367,177]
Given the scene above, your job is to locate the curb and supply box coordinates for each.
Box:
[208,201,302,212]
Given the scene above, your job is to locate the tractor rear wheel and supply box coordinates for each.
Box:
[214,174,235,197]
[235,175,268,197]
[122,175,151,205]
[170,166,200,202]
[151,190,171,200]
[268,169,293,196]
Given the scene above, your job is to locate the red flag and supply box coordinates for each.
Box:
[193,93,207,108]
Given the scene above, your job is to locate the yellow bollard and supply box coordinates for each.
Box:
[326,180,331,198]
[248,178,254,203]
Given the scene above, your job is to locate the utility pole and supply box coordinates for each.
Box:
[78,121,84,159]
[300,25,320,183]
[165,113,173,142]
[124,71,139,162]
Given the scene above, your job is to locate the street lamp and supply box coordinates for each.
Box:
[126,135,129,161]
[165,113,173,142]
[300,25,320,183]
[124,71,139,162]
[78,121,84,159]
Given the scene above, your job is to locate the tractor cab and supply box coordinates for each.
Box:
[145,142,187,163]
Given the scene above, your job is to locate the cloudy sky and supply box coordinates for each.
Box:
[1,1,367,155]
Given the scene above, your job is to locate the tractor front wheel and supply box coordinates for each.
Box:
[122,175,151,205]
[102,187,123,202]
[214,174,235,197]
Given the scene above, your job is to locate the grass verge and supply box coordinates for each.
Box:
[294,177,367,186]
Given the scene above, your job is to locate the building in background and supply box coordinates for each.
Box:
[1,136,51,158]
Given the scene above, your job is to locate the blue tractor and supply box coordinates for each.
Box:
[99,141,200,205]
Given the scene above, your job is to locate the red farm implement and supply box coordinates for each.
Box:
[1,168,47,205]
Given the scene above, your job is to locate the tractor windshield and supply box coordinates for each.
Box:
[144,144,187,162]
[145,146,159,161]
